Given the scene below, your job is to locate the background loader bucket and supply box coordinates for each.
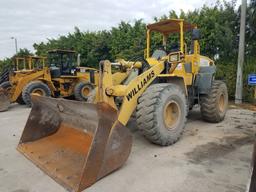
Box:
[17,95,132,192]
[0,89,10,112]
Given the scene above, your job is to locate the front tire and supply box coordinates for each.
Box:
[136,83,187,146]
[22,81,51,107]
[74,82,94,101]
[200,80,228,123]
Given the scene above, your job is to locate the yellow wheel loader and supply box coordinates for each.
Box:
[0,50,98,111]
[17,19,228,192]
[0,56,47,111]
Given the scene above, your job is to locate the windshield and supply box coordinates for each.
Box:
[48,52,76,68]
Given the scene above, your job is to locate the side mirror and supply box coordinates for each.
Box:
[192,29,200,40]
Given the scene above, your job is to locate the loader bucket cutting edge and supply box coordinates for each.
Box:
[0,89,10,112]
[17,95,132,192]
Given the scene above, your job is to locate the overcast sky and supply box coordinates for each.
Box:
[0,0,234,59]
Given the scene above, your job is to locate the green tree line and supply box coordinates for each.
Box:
[1,1,255,101]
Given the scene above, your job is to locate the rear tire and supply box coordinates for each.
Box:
[22,81,51,107]
[136,83,187,146]
[200,80,228,123]
[74,82,94,101]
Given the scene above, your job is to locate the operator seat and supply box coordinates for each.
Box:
[152,49,167,60]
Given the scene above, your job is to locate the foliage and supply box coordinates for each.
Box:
[1,1,256,101]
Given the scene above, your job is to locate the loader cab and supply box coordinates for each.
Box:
[48,49,77,77]
[146,19,204,78]
[146,19,200,64]
[146,19,217,98]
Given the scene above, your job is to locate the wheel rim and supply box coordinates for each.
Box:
[163,100,181,130]
[82,87,90,97]
[32,88,45,96]
[218,93,225,112]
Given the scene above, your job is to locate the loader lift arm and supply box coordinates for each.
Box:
[96,58,177,125]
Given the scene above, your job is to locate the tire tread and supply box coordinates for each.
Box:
[136,83,187,146]
[200,80,228,123]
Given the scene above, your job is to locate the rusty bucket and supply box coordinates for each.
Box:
[0,88,10,112]
[17,95,132,192]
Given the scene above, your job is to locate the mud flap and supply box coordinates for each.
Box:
[17,95,132,192]
[0,88,10,112]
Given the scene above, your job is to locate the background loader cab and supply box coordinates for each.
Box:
[48,49,77,76]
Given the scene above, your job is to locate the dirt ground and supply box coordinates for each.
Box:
[0,104,255,192]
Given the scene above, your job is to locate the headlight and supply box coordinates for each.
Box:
[169,54,179,62]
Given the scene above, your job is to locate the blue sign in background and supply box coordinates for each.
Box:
[248,74,256,85]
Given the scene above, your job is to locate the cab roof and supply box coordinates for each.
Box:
[48,49,76,54]
[147,19,196,34]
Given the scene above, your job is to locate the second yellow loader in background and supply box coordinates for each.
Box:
[0,49,98,111]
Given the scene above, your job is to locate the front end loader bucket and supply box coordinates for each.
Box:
[0,88,10,112]
[17,95,132,192]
